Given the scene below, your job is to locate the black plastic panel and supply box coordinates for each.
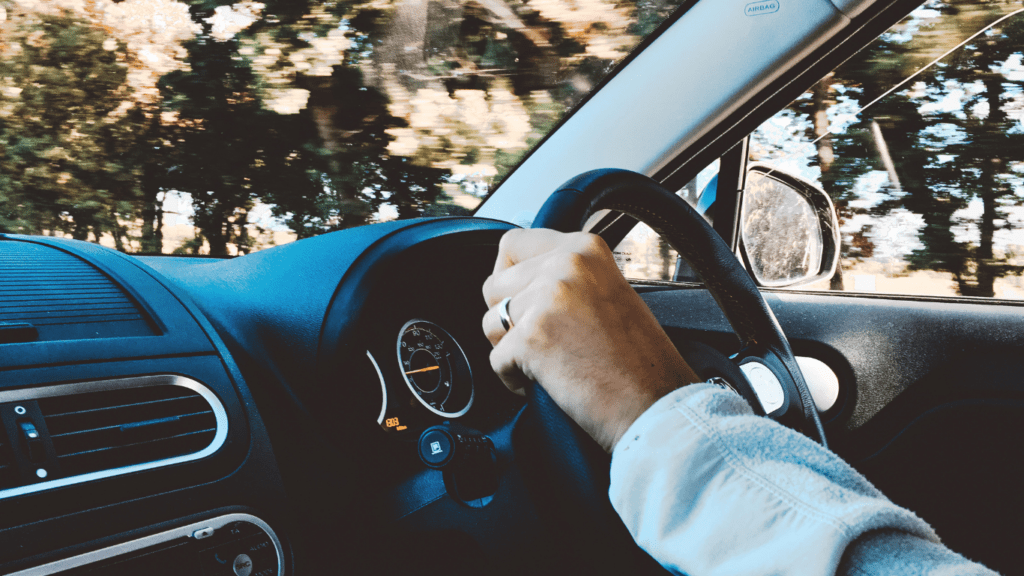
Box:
[0,241,154,341]
[855,400,1024,576]
[0,234,290,573]
[0,236,215,370]
[638,287,1024,430]
[637,285,1024,576]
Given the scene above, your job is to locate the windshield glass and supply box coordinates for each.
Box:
[0,0,688,255]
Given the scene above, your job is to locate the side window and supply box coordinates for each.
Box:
[612,160,719,281]
[752,1,1024,299]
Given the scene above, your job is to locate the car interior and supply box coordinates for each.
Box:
[1,0,1022,574]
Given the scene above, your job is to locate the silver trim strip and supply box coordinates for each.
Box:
[368,350,388,425]
[0,375,229,500]
[7,512,284,576]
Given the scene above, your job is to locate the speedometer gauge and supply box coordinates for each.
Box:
[397,320,473,418]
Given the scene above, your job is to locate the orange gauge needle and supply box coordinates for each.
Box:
[405,366,440,375]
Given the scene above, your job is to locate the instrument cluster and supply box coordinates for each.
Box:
[365,319,476,440]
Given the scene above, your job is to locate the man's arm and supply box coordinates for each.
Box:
[482,228,999,575]
[611,382,997,575]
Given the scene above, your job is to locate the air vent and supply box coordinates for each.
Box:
[39,386,217,477]
[0,432,15,489]
[0,240,155,341]
[0,375,227,499]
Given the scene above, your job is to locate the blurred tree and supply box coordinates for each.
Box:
[0,8,147,246]
[158,32,275,255]
[903,12,1024,296]
[163,3,448,249]
[0,0,709,253]
[775,1,1024,297]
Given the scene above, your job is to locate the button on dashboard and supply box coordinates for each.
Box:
[233,553,253,576]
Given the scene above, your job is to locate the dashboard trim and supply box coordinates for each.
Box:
[369,350,388,425]
[0,374,228,500]
[6,512,284,576]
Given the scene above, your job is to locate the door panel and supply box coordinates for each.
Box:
[639,287,1024,574]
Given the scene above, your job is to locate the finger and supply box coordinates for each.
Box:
[482,253,547,307]
[493,228,571,275]
[481,297,516,346]
[488,335,531,397]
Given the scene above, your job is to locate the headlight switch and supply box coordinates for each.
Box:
[418,424,498,506]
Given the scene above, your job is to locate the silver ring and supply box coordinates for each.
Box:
[498,297,514,332]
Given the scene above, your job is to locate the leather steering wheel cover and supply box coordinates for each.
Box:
[533,168,825,445]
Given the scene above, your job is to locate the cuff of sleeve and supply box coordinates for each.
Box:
[840,530,1000,576]
[608,382,939,576]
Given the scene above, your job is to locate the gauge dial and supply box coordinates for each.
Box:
[397,320,473,417]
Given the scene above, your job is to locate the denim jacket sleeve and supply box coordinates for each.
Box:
[608,382,999,576]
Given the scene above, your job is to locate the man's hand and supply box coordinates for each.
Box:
[482,228,700,453]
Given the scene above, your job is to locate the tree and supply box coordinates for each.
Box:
[771,1,1024,297]
[161,2,448,248]
[0,7,148,245]
[903,12,1024,296]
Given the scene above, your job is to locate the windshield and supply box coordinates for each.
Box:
[0,0,689,255]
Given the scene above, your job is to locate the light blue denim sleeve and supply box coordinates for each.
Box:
[608,382,999,576]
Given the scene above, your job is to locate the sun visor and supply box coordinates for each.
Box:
[828,0,874,19]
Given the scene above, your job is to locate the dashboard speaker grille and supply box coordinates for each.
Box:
[0,241,154,341]
[37,385,218,478]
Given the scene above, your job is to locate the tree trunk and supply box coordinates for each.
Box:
[110,208,126,252]
[958,75,1006,298]
[812,74,835,174]
[235,209,252,255]
[69,212,90,241]
[200,203,231,256]
[659,239,674,281]
[139,164,163,254]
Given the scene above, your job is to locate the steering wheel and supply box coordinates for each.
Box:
[519,168,826,574]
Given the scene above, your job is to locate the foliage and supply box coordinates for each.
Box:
[765,0,1024,297]
[0,0,694,255]
[0,7,148,247]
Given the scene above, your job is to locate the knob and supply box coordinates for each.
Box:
[418,425,494,470]
[18,421,45,463]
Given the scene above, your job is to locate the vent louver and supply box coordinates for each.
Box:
[37,385,218,478]
[0,433,14,488]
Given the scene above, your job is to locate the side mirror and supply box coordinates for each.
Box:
[739,165,840,288]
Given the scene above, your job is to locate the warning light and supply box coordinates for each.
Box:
[396,426,407,431]
[385,417,400,428]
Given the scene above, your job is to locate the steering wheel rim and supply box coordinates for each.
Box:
[520,168,826,574]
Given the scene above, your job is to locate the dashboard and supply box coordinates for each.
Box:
[0,217,545,575]
[0,234,291,575]
[4,213,983,575]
